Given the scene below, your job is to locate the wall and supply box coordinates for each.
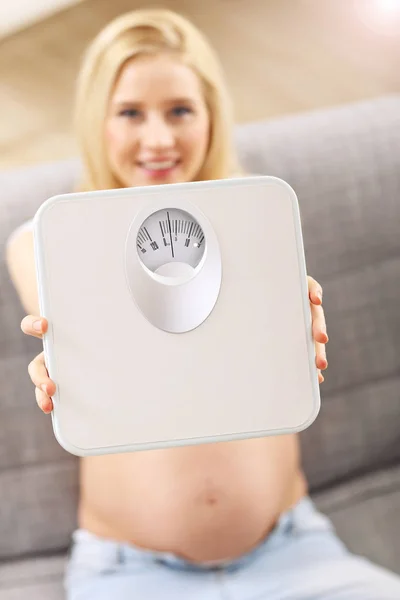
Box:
[0,0,83,38]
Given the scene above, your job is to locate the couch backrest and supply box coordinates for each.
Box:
[1,95,400,560]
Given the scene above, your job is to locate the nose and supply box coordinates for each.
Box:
[141,113,175,150]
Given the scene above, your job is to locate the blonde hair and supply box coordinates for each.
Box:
[74,8,242,191]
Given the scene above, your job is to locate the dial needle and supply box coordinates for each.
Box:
[167,211,175,258]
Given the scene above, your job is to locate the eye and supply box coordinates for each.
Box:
[170,106,193,118]
[119,108,142,119]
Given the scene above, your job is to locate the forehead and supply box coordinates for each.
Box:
[111,54,204,103]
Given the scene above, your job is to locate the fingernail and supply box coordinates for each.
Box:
[33,320,42,332]
[316,291,322,302]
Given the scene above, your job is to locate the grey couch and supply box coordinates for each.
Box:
[1,95,399,599]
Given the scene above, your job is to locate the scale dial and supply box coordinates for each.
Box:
[136,208,205,275]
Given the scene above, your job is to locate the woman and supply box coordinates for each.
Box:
[6,9,400,600]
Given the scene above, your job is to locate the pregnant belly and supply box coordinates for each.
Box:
[78,435,306,562]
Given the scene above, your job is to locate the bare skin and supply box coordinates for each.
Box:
[6,53,328,564]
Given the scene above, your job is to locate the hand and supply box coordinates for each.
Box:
[21,316,55,414]
[307,276,328,384]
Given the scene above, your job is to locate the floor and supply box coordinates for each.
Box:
[0,0,399,169]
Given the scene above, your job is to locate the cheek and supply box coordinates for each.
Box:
[105,120,136,162]
[105,121,123,157]
[183,119,210,159]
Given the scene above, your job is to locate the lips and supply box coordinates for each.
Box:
[137,159,180,171]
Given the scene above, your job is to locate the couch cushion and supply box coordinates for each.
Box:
[314,464,400,575]
[0,555,66,600]
[1,460,78,559]
[235,95,400,280]
[1,95,399,561]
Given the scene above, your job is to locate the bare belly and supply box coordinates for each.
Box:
[78,434,307,563]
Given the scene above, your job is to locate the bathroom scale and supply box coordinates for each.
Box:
[33,175,320,457]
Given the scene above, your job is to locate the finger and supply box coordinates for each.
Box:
[35,386,53,414]
[318,369,325,384]
[21,315,48,339]
[310,301,328,344]
[308,276,323,305]
[28,352,56,397]
[315,341,328,371]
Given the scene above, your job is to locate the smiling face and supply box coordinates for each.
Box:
[105,53,211,187]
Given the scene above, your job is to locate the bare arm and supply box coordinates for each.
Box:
[6,228,40,316]
[6,227,54,413]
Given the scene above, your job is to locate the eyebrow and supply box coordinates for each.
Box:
[112,97,197,108]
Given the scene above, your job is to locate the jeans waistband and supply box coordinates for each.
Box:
[70,496,331,573]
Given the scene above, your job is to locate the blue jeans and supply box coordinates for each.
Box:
[64,496,400,599]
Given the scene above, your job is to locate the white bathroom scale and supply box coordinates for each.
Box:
[33,175,320,457]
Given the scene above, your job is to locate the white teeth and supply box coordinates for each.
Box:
[142,161,177,170]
